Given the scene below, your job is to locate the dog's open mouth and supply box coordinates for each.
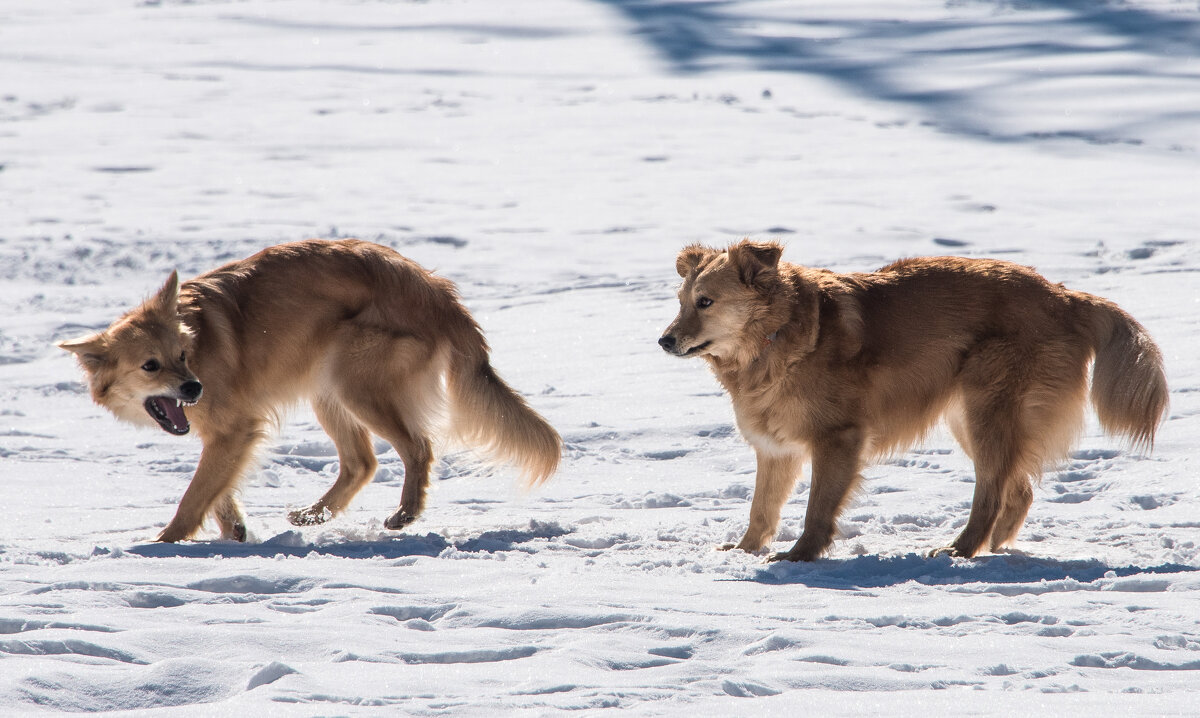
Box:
[144,396,195,435]
[683,341,712,356]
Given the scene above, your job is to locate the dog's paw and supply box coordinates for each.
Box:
[287,506,332,527]
[928,545,968,559]
[155,527,187,543]
[719,541,770,555]
[384,510,418,531]
[223,523,248,542]
[767,547,822,562]
[719,533,771,553]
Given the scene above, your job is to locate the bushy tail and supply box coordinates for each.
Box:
[446,326,561,485]
[1084,297,1168,452]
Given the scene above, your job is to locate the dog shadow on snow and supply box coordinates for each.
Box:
[748,551,1200,591]
[127,521,572,561]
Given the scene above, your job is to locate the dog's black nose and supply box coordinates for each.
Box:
[180,380,203,402]
[658,335,676,351]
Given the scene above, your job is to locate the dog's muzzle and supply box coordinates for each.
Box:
[180,380,202,403]
[659,335,710,357]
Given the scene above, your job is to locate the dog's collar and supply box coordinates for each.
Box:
[763,331,778,348]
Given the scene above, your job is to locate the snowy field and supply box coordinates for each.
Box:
[2,0,1199,713]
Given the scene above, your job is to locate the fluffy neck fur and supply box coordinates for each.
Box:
[707,265,802,375]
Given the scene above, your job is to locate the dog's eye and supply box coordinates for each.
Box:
[179,351,186,363]
[696,296,713,309]
[141,359,161,372]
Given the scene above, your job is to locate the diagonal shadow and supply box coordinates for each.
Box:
[749,551,1200,590]
[593,0,1200,142]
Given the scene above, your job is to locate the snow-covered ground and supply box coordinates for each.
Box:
[2,0,1199,713]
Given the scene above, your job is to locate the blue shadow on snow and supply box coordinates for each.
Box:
[127,521,572,560]
[591,0,1200,142]
[751,551,1199,590]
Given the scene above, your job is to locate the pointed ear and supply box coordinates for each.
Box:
[57,332,109,370]
[151,270,180,314]
[675,244,712,278]
[727,241,782,287]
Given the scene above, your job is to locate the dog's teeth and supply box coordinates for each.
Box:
[176,399,181,407]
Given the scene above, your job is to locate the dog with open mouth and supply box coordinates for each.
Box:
[59,239,561,542]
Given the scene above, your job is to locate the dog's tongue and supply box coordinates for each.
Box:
[147,396,190,435]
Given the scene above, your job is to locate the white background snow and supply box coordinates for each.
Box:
[2,0,1199,713]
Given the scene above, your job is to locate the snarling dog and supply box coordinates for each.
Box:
[660,240,1167,561]
[60,239,560,542]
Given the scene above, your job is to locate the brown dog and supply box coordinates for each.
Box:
[60,239,560,542]
[660,241,1168,560]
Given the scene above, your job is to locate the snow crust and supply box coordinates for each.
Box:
[2,0,1198,713]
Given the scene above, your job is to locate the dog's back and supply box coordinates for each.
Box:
[804,255,1166,558]
[792,257,1163,458]
[179,239,472,414]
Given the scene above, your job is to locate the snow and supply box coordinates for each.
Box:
[2,0,1199,713]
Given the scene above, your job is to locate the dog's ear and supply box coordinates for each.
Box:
[57,332,109,370]
[675,245,712,278]
[791,278,823,356]
[727,240,782,287]
[151,270,180,315]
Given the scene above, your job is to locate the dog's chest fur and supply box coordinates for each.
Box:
[714,340,848,456]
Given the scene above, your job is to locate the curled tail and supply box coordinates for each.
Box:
[446,325,561,485]
[1084,297,1168,451]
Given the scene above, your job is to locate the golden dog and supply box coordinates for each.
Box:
[660,240,1167,560]
[60,239,560,542]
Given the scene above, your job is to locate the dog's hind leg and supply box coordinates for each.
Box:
[289,397,378,527]
[158,421,266,542]
[936,388,1017,558]
[316,331,443,530]
[383,431,434,530]
[724,449,801,553]
[342,396,434,529]
[311,389,434,531]
[770,426,864,562]
[988,343,1088,553]
[936,340,1049,558]
[319,397,433,531]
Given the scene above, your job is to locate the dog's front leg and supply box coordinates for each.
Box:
[157,426,262,542]
[722,449,801,553]
[770,426,863,562]
[214,492,247,542]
